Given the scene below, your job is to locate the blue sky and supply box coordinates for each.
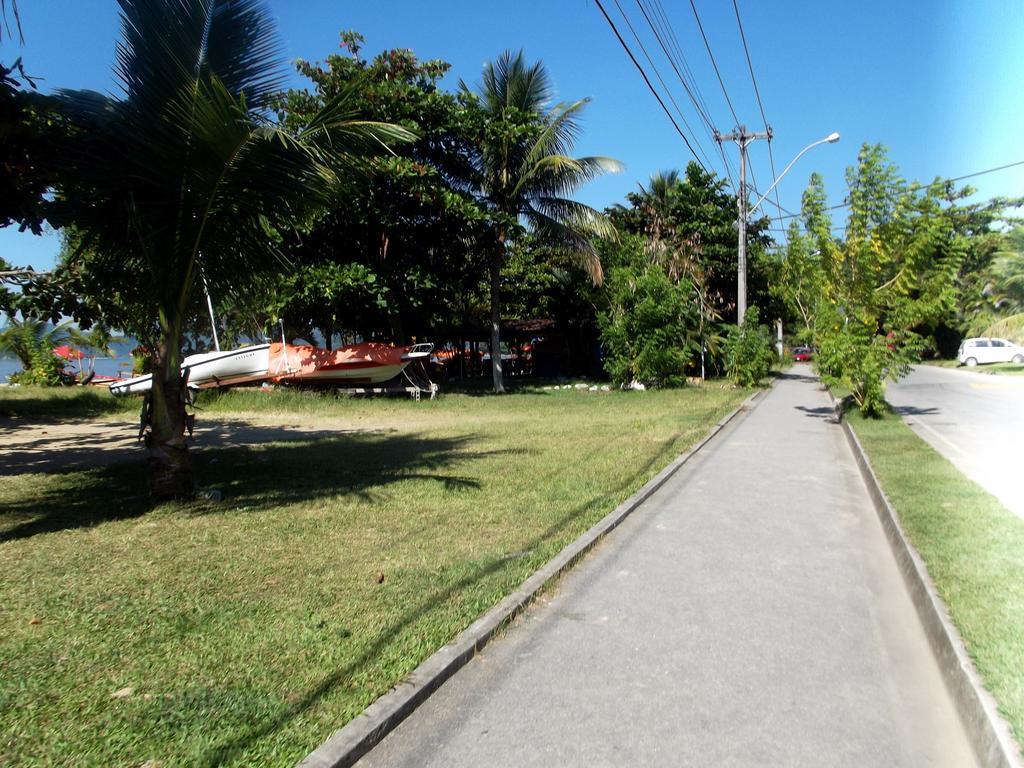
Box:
[2,0,1022,271]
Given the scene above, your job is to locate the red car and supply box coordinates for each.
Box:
[792,346,814,362]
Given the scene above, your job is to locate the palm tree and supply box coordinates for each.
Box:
[50,0,413,499]
[0,315,73,370]
[464,51,621,392]
[631,169,721,377]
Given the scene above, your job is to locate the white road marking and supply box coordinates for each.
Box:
[905,417,968,457]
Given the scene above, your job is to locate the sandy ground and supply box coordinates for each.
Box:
[0,414,380,476]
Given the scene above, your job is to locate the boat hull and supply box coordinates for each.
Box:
[108,342,432,394]
[109,344,271,396]
[269,342,432,385]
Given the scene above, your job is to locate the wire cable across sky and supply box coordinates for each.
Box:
[593,0,709,172]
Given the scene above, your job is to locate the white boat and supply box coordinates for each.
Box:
[109,344,272,396]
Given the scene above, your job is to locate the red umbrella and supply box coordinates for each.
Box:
[52,345,85,361]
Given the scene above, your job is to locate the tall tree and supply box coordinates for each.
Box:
[768,177,829,342]
[610,163,772,325]
[464,50,621,392]
[811,144,963,415]
[46,0,412,499]
[270,31,487,346]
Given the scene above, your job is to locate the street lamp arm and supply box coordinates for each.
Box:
[749,132,840,217]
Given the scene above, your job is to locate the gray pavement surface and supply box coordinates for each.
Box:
[355,365,977,767]
[887,365,1024,517]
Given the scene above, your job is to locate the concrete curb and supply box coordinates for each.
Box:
[833,393,1023,768]
[297,386,767,768]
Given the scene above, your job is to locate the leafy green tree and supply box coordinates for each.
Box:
[964,224,1024,340]
[464,50,621,392]
[723,306,774,386]
[598,235,698,387]
[610,162,772,325]
[0,60,67,236]
[768,178,829,343]
[46,0,412,499]
[810,144,963,416]
[270,32,487,346]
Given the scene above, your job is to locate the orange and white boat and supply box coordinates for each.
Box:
[108,341,433,395]
[269,342,432,385]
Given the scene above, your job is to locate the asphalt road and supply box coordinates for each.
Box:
[354,367,976,768]
[886,365,1024,518]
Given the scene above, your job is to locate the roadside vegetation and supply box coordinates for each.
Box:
[849,412,1024,746]
[770,147,1023,415]
[3,0,782,498]
[920,359,1024,375]
[0,384,746,766]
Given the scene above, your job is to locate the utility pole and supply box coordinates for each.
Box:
[715,125,771,325]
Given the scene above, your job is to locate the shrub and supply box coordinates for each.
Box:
[723,307,774,386]
[10,346,66,386]
[599,262,697,388]
[815,313,917,417]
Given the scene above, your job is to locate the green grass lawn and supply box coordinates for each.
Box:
[0,385,138,419]
[849,412,1024,747]
[1,383,747,766]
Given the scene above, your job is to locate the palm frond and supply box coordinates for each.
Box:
[2,0,23,44]
[515,97,589,180]
[205,0,285,107]
[530,197,617,241]
[517,154,624,199]
[299,86,418,166]
[526,207,604,284]
[115,0,285,113]
[479,49,553,115]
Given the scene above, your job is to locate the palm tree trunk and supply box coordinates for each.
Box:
[146,329,194,500]
[489,238,505,394]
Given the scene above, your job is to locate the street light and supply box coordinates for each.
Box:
[748,132,840,217]
[726,129,840,325]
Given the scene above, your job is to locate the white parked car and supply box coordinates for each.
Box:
[957,337,1024,367]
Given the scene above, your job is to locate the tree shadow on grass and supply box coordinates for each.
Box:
[0,391,133,420]
[0,430,511,543]
[0,460,150,542]
[192,430,686,767]
[190,431,501,510]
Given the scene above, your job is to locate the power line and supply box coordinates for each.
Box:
[772,159,1024,222]
[593,0,709,172]
[636,0,715,135]
[650,0,718,135]
[633,0,735,188]
[748,188,798,218]
[613,0,717,171]
[946,159,1024,184]
[632,0,738,190]
[729,0,781,229]
[647,0,737,191]
[689,0,739,128]
[773,201,849,222]
[732,0,768,133]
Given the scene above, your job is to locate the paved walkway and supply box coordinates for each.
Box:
[356,366,977,767]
